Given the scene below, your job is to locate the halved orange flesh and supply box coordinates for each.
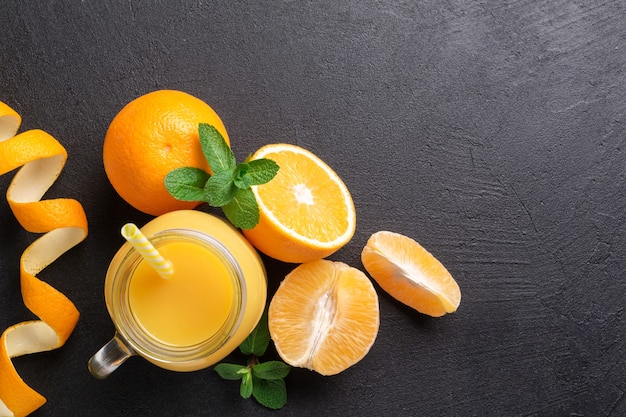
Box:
[243,144,356,263]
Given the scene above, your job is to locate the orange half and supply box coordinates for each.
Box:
[243,144,356,263]
[268,260,379,375]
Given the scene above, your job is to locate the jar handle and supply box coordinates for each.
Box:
[88,332,135,379]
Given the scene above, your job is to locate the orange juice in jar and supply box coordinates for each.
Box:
[89,210,267,377]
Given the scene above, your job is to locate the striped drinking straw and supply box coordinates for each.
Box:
[121,223,173,279]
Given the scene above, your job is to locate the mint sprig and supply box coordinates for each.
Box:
[215,308,290,409]
[164,124,279,229]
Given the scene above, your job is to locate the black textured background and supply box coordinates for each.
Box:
[1,1,625,416]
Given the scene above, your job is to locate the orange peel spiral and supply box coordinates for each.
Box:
[0,102,88,417]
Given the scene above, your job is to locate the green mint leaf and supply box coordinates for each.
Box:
[233,163,253,189]
[240,371,253,399]
[214,363,247,380]
[252,361,291,380]
[204,169,237,206]
[233,159,279,190]
[243,158,279,186]
[222,188,259,230]
[199,123,236,173]
[239,307,270,357]
[164,167,210,201]
[252,376,287,410]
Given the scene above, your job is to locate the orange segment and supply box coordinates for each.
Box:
[243,144,356,263]
[268,260,379,376]
[361,231,460,317]
[0,101,88,416]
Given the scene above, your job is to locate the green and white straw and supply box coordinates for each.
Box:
[121,223,173,279]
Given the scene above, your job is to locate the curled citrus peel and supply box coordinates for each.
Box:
[0,102,88,417]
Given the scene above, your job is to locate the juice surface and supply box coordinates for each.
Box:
[128,241,234,347]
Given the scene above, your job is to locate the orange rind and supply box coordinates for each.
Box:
[0,101,88,416]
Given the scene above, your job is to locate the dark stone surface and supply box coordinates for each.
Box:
[1,1,625,416]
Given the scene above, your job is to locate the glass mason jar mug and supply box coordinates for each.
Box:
[88,210,267,378]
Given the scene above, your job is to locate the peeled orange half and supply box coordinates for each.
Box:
[361,231,461,317]
[268,260,379,376]
[242,144,356,263]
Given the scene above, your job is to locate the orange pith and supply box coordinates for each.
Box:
[361,231,461,317]
[242,144,356,263]
[268,260,379,376]
[0,101,88,416]
[103,89,229,216]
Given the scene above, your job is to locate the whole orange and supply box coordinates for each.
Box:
[103,90,229,216]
